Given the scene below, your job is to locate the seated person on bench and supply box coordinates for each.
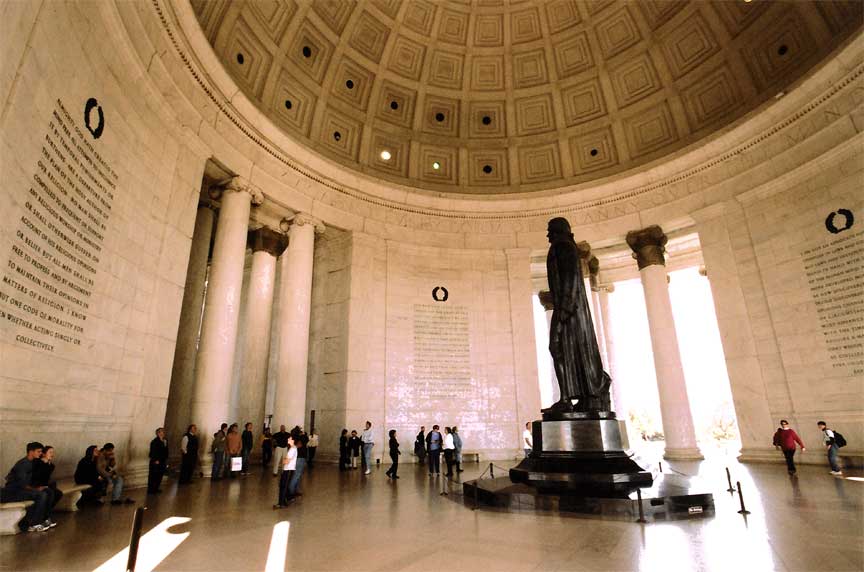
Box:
[1,442,56,532]
[74,445,106,504]
[31,445,63,509]
[97,443,134,505]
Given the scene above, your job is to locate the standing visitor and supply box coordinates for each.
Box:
[274,435,297,508]
[226,424,242,478]
[148,428,169,494]
[179,424,198,484]
[414,426,426,465]
[361,421,375,475]
[31,445,63,509]
[385,430,400,479]
[339,429,349,471]
[772,420,806,475]
[348,430,362,469]
[272,425,289,476]
[426,425,442,476]
[442,427,456,477]
[98,443,132,504]
[211,423,228,480]
[260,427,273,468]
[523,422,533,458]
[1,442,54,532]
[817,421,844,475]
[287,431,307,498]
[308,431,319,467]
[241,423,254,475]
[452,426,464,473]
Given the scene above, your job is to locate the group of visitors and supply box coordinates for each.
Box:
[73,442,137,503]
[208,422,257,480]
[337,422,376,475]
[773,419,847,476]
[273,426,310,508]
[0,442,61,533]
[413,425,463,477]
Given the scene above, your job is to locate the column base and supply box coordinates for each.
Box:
[737,446,783,463]
[663,447,704,461]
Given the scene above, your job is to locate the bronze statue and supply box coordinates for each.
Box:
[546,217,611,412]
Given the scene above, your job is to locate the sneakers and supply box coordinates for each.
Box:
[27,524,49,533]
[364,469,371,475]
[830,470,843,475]
[42,520,58,529]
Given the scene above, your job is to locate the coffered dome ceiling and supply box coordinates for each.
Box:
[193,0,862,195]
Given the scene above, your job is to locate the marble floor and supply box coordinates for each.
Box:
[1,456,861,572]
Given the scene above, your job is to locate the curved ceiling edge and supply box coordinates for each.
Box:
[160,0,863,222]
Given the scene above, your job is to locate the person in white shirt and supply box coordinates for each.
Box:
[443,427,456,477]
[361,421,374,475]
[274,435,297,508]
[308,431,319,466]
[817,421,843,475]
[523,422,533,458]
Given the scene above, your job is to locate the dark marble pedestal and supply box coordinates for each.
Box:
[510,411,652,493]
[463,473,715,522]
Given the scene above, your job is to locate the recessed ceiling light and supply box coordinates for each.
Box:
[380,150,392,161]
[432,161,441,170]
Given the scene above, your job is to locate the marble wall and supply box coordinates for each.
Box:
[0,2,205,480]
[306,234,541,461]
[695,134,864,461]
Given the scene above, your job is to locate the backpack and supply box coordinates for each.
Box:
[832,430,847,448]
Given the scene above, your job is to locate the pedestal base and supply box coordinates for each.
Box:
[465,473,714,522]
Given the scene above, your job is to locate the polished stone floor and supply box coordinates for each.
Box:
[1,456,861,572]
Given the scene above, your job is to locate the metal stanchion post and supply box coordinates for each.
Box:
[726,467,736,493]
[489,463,494,479]
[736,481,751,515]
[126,506,146,572]
[658,461,662,473]
[635,488,647,523]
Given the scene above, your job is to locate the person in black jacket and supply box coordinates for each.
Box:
[339,429,349,471]
[178,424,198,484]
[348,430,362,470]
[385,430,400,479]
[32,446,63,509]
[241,422,254,475]
[148,428,169,494]
[414,427,426,465]
[74,445,106,503]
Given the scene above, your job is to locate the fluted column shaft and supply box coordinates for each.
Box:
[273,214,323,429]
[236,228,288,430]
[191,179,262,452]
[538,291,560,405]
[164,201,214,447]
[597,285,623,413]
[627,226,702,461]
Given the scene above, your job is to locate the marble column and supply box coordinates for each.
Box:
[588,257,607,368]
[626,226,703,460]
[273,213,324,429]
[538,291,560,405]
[164,199,215,449]
[190,178,263,453]
[235,227,288,430]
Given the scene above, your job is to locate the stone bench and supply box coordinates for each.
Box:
[461,451,481,463]
[54,480,93,512]
[0,501,33,535]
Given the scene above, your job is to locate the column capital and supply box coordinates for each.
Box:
[280,212,325,234]
[626,225,668,270]
[210,177,264,206]
[538,290,554,312]
[198,198,218,211]
[248,227,289,257]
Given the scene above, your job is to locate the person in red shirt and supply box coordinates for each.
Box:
[773,419,806,475]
